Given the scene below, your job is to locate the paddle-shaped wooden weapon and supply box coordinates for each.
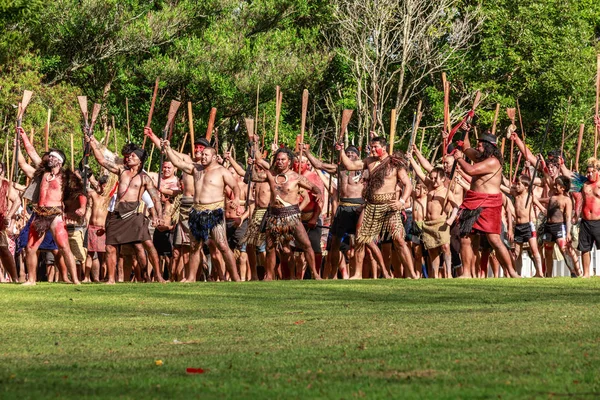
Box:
[298,89,309,168]
[157,100,181,189]
[336,110,353,201]
[442,73,451,155]
[595,54,600,158]
[187,102,195,156]
[389,109,397,153]
[506,107,517,179]
[575,123,585,172]
[205,107,217,142]
[12,90,33,183]
[143,77,160,149]
[274,86,282,147]
[244,118,255,210]
[445,90,482,153]
[44,109,51,152]
[78,97,101,189]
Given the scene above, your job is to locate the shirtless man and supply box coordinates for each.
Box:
[303,145,364,279]
[255,147,323,281]
[539,176,579,277]
[14,138,81,285]
[224,165,249,280]
[0,172,21,282]
[162,140,242,282]
[85,175,110,282]
[62,171,88,281]
[510,175,544,277]
[88,137,165,284]
[409,160,455,278]
[338,136,417,279]
[455,132,519,278]
[575,158,600,278]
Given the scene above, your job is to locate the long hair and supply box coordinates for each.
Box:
[273,147,294,165]
[477,142,504,164]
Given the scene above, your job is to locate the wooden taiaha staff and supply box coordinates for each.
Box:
[244,117,255,211]
[274,86,282,147]
[126,98,131,143]
[143,77,160,149]
[575,123,585,172]
[12,90,33,183]
[442,73,451,155]
[506,107,517,179]
[70,133,75,170]
[445,90,482,152]
[205,107,217,142]
[158,100,182,189]
[595,54,600,158]
[44,108,51,151]
[419,127,426,152]
[255,84,260,135]
[187,102,195,156]
[389,109,397,153]
[336,109,354,202]
[77,97,101,188]
[298,89,309,166]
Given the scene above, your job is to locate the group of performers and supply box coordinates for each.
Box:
[1,114,600,284]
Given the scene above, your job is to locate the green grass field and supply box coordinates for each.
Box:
[1,279,599,399]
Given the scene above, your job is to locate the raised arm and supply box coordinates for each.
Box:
[336,145,364,171]
[298,175,323,204]
[303,146,337,174]
[16,127,42,166]
[145,127,188,164]
[224,152,247,177]
[161,140,194,175]
[509,131,537,166]
[87,135,121,175]
[410,144,434,173]
[17,146,36,179]
[408,154,429,185]
[223,168,244,215]
[457,153,500,177]
[396,168,412,207]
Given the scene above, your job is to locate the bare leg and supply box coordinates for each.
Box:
[185,239,203,282]
[292,222,321,280]
[0,247,18,282]
[544,243,554,278]
[458,235,476,278]
[527,239,544,277]
[394,236,417,279]
[351,243,366,279]
[50,220,81,285]
[238,251,248,281]
[429,247,440,279]
[142,240,166,283]
[581,251,591,278]
[442,243,452,279]
[486,233,519,278]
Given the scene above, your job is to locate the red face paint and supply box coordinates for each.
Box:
[375,147,384,157]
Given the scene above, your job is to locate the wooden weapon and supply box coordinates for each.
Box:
[143,77,160,149]
[337,110,353,201]
[595,54,600,158]
[205,107,217,142]
[561,96,572,157]
[409,101,422,151]
[12,90,33,182]
[419,128,426,152]
[187,102,195,156]
[125,98,131,143]
[506,107,517,180]
[157,100,181,189]
[389,109,397,153]
[370,85,378,134]
[255,84,260,136]
[298,89,309,168]
[442,73,451,155]
[70,133,75,170]
[575,123,585,172]
[78,98,101,188]
[244,118,255,210]
[274,86,282,146]
[44,108,51,151]
[112,116,118,152]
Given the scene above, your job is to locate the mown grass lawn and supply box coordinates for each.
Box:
[1,278,599,399]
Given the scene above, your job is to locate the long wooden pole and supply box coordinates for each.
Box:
[45,109,51,151]
[255,84,260,136]
[516,99,526,145]
[575,123,585,172]
[112,116,118,152]
[595,54,600,158]
[143,77,160,149]
[274,86,282,146]
[126,97,131,143]
[442,73,450,155]
[70,133,75,170]
[299,89,309,164]
[187,102,195,156]
[389,109,397,153]
[419,128,425,152]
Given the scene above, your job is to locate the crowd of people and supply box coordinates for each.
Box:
[1,115,600,284]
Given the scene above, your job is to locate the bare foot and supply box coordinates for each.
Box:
[349,275,362,280]
[533,274,544,278]
[22,281,36,286]
[106,280,116,285]
[457,274,472,279]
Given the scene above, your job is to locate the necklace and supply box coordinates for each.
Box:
[46,173,56,182]
[275,173,288,184]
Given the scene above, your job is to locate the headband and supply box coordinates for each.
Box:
[132,148,145,160]
[49,151,65,164]
[346,146,360,156]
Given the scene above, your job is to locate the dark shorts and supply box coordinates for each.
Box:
[226,219,248,251]
[578,219,600,253]
[331,205,361,237]
[293,219,322,254]
[542,222,566,243]
[514,223,534,244]
[153,229,173,256]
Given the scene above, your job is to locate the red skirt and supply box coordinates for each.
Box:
[459,190,503,235]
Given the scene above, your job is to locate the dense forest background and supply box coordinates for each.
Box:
[1,0,599,177]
